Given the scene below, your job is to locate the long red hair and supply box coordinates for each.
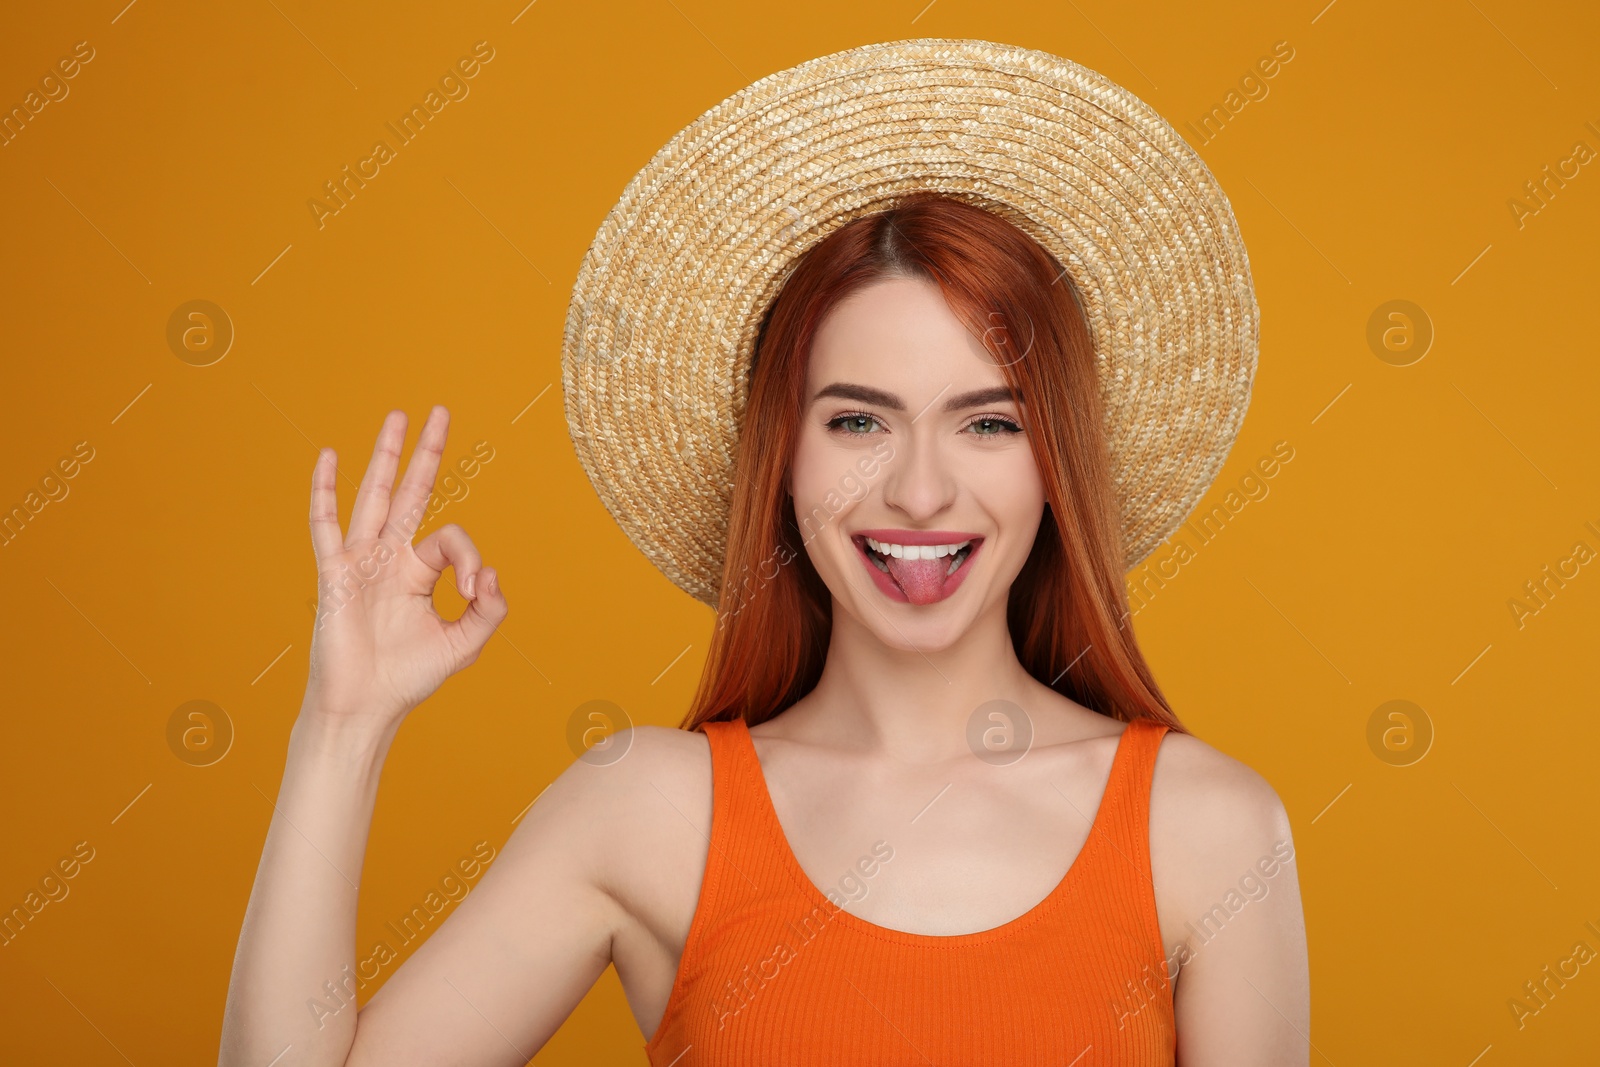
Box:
[681,192,1184,733]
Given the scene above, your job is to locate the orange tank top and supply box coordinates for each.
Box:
[644,715,1177,1065]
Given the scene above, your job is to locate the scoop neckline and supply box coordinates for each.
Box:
[729,716,1144,947]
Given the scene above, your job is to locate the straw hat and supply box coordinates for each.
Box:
[562,38,1258,610]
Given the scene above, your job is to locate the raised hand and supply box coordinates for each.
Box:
[303,406,508,728]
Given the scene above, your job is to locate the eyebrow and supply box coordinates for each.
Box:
[809,382,1022,413]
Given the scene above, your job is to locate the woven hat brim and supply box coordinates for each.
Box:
[563,38,1259,608]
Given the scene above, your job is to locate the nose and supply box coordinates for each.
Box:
[878,432,956,521]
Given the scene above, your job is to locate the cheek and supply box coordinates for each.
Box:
[978,453,1047,551]
[788,431,855,506]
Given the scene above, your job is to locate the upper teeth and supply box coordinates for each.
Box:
[865,537,972,559]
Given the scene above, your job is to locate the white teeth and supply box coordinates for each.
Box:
[865,536,972,559]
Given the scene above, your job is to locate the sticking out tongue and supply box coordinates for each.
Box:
[884,554,954,604]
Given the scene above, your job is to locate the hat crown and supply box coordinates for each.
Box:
[563,38,1258,608]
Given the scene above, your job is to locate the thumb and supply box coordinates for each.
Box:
[447,564,509,666]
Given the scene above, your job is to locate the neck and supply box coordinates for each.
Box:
[781,592,1044,763]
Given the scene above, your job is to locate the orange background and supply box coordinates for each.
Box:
[2,1,1598,1063]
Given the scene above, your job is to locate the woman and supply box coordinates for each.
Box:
[222,40,1308,1067]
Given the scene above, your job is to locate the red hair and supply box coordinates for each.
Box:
[681,193,1184,733]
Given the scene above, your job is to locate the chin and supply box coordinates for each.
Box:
[843,588,986,652]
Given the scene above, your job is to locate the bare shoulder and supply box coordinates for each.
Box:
[1149,728,1290,836]
[1147,728,1299,926]
[534,724,710,831]
[530,724,712,899]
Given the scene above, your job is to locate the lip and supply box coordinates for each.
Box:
[850,531,984,605]
[854,529,983,546]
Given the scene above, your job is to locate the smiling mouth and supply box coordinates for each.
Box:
[851,534,982,604]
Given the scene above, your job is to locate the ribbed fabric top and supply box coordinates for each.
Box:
[644,716,1176,1066]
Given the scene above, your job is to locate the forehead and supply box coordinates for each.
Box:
[806,275,1006,391]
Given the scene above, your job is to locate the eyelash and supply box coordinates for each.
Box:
[824,411,1024,437]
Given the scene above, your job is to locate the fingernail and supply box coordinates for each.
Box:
[486,571,497,595]
[463,573,476,598]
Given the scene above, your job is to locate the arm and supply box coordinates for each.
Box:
[1150,735,1311,1066]
[220,405,571,1066]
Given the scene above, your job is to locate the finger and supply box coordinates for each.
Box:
[414,523,482,599]
[346,410,407,546]
[385,405,449,543]
[447,564,508,666]
[308,448,344,565]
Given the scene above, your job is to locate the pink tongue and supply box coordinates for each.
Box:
[884,555,950,604]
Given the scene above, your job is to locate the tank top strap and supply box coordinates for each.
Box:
[1092,716,1172,895]
[685,718,793,928]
